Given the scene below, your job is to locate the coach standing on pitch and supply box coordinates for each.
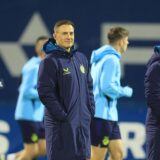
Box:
[37,19,95,160]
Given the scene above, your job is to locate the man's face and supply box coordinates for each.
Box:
[53,24,74,52]
[119,36,129,53]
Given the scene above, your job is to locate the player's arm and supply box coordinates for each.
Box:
[145,63,160,118]
[86,59,95,117]
[21,66,39,99]
[100,58,132,99]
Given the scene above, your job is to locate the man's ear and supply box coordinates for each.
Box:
[118,39,123,47]
[53,33,56,40]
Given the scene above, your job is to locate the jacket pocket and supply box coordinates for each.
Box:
[46,122,64,151]
[55,123,64,150]
[75,126,90,157]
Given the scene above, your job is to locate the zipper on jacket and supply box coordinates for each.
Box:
[71,56,82,125]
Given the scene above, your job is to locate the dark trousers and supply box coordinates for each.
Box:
[146,125,160,160]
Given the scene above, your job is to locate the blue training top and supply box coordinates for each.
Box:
[15,57,44,121]
[90,45,133,121]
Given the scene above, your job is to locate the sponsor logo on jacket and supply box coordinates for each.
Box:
[63,68,71,75]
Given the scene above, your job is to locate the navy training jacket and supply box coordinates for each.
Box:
[144,46,160,122]
[37,39,95,160]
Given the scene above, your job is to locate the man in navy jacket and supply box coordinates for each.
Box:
[37,20,95,160]
[144,46,160,160]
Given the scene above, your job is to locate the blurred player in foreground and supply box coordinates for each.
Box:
[7,36,48,160]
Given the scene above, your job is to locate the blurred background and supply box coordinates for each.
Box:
[0,0,160,159]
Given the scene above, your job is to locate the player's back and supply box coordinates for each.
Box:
[15,56,44,121]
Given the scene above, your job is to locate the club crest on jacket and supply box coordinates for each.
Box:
[80,64,85,74]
